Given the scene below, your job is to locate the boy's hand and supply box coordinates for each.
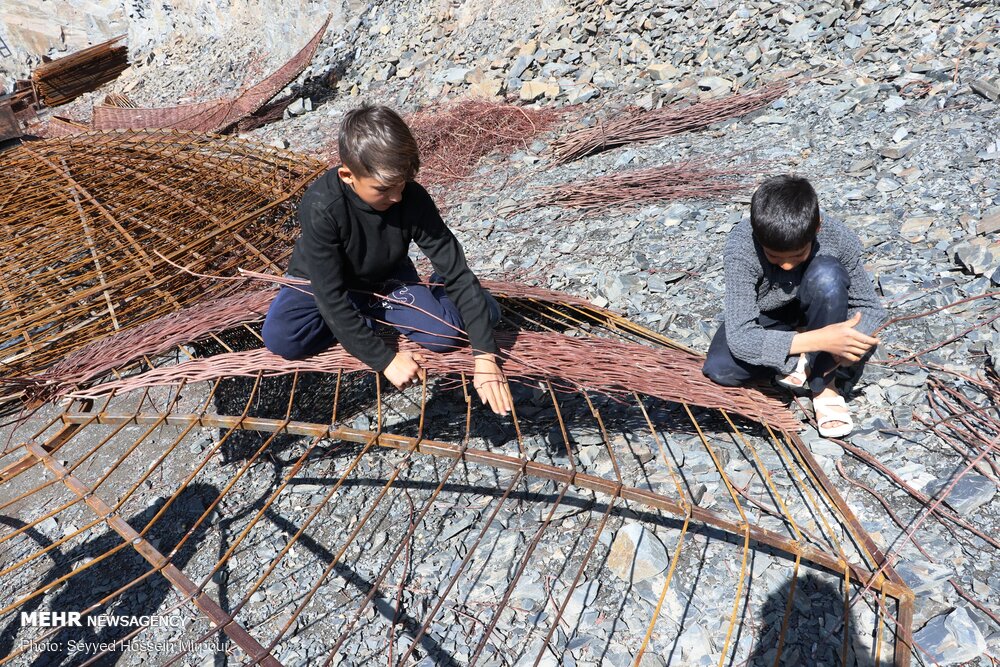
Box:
[384,351,426,390]
[817,313,879,362]
[473,355,513,416]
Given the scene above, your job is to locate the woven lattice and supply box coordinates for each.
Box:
[0,130,324,403]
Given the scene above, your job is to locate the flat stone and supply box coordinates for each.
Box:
[565,84,599,104]
[561,580,600,628]
[439,67,472,84]
[900,216,933,242]
[606,523,668,583]
[696,76,731,93]
[875,177,901,192]
[879,142,914,159]
[924,474,996,514]
[470,77,504,97]
[828,99,857,118]
[509,55,534,79]
[786,19,813,41]
[884,96,907,113]
[913,607,986,665]
[895,557,954,595]
[971,79,1000,102]
[286,97,312,115]
[951,238,1000,276]
[978,211,1000,236]
[646,63,677,81]
[847,157,875,173]
[519,79,559,101]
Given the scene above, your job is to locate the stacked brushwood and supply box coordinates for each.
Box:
[515,160,754,213]
[321,100,562,189]
[551,82,790,163]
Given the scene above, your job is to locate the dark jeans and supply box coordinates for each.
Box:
[703,256,851,395]
[261,261,501,360]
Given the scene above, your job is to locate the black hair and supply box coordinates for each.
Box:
[749,175,820,251]
[338,103,420,182]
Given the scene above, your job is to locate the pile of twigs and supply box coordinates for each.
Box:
[323,100,562,188]
[408,100,561,187]
[551,82,790,163]
[515,159,752,213]
[69,329,800,431]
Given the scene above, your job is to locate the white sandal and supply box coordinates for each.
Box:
[813,393,854,438]
[775,355,810,393]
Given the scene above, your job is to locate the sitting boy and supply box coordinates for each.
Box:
[262,104,513,415]
[702,175,885,437]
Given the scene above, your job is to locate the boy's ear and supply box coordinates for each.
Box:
[337,165,355,185]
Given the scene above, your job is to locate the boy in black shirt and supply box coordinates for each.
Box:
[262,104,512,415]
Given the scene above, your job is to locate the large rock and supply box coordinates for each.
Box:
[895,558,954,595]
[606,523,669,584]
[924,474,996,515]
[913,607,987,665]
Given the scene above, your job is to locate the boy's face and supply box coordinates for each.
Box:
[760,243,812,271]
[338,166,405,211]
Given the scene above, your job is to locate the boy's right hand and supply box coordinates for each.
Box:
[384,351,426,389]
[817,313,879,362]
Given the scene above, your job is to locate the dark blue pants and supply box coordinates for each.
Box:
[703,256,851,395]
[261,261,501,360]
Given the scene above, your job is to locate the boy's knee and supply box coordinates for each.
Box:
[263,335,306,360]
[802,256,849,296]
[702,358,746,387]
[262,315,329,360]
[263,324,307,360]
[411,331,464,354]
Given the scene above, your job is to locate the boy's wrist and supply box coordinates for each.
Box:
[790,329,822,356]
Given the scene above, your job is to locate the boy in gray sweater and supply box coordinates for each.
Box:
[702,175,885,437]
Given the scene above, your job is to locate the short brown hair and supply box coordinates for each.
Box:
[338,104,420,182]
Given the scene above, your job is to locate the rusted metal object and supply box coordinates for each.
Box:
[92,17,330,133]
[36,115,90,138]
[30,35,129,107]
[0,99,21,143]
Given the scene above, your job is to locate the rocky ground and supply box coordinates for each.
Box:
[3,0,1000,665]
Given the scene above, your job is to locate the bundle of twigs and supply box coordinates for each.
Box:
[68,330,800,431]
[515,159,752,213]
[18,279,595,405]
[322,100,562,188]
[408,100,562,187]
[551,82,790,163]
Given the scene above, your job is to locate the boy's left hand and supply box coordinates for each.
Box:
[473,354,513,416]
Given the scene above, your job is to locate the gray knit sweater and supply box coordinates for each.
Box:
[722,216,886,374]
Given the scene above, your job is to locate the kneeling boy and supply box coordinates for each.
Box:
[263,104,512,415]
[702,175,885,437]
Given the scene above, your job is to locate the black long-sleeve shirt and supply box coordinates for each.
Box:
[286,168,498,371]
